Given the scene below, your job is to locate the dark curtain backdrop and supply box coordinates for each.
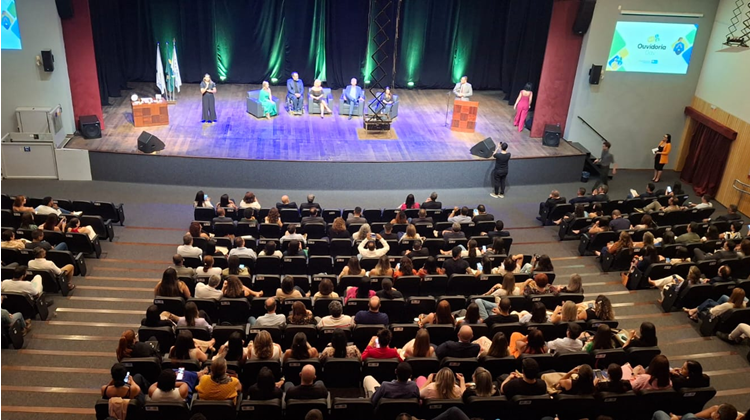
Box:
[89,0,552,102]
[680,124,735,197]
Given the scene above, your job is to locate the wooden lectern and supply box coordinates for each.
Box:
[451,100,479,133]
[132,100,169,128]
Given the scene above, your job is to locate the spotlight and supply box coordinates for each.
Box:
[271,77,279,84]
[219,76,226,81]
[407,81,414,88]
[364,79,371,85]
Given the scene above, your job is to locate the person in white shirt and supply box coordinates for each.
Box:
[447,206,472,224]
[251,298,287,327]
[34,196,80,216]
[280,225,306,246]
[196,255,222,278]
[177,234,203,259]
[357,234,390,258]
[317,300,353,328]
[27,248,76,290]
[228,237,257,260]
[195,275,223,300]
[547,323,584,354]
[1,265,44,298]
[689,194,713,210]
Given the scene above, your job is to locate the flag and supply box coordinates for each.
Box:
[171,41,182,93]
[165,42,174,93]
[155,43,166,95]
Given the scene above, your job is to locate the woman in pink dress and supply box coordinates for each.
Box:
[513,83,533,132]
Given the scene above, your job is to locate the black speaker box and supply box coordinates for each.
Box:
[79,115,101,139]
[589,64,602,85]
[542,124,562,147]
[55,0,74,19]
[41,50,54,72]
[137,131,165,153]
[470,137,496,158]
[573,0,596,35]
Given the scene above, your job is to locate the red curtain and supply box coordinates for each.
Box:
[680,123,734,196]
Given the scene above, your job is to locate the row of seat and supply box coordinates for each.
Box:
[2,211,116,242]
[564,216,734,244]
[1,226,102,258]
[194,206,455,224]
[0,194,125,225]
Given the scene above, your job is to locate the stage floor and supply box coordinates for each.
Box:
[67,83,582,162]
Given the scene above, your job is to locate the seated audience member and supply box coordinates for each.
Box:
[685,288,746,321]
[418,367,466,399]
[649,266,702,303]
[170,330,210,363]
[239,208,258,224]
[275,195,298,210]
[675,222,701,244]
[35,196,79,216]
[551,273,584,294]
[26,228,68,251]
[639,196,682,213]
[492,255,520,275]
[399,194,420,211]
[708,204,742,223]
[197,255,222,278]
[188,221,210,240]
[172,301,213,333]
[475,332,510,358]
[370,255,395,277]
[247,330,282,360]
[519,254,554,274]
[172,254,196,279]
[419,299,456,327]
[195,275,223,299]
[443,246,471,277]
[547,323,584,354]
[299,194,320,211]
[462,367,499,402]
[394,256,418,278]
[582,324,614,353]
[116,329,160,361]
[688,194,713,209]
[442,222,466,240]
[481,297,519,328]
[486,219,510,238]
[399,224,422,243]
[539,190,567,217]
[346,276,376,303]
[402,328,437,358]
[472,204,494,222]
[283,332,319,362]
[301,205,324,226]
[355,297,390,326]
[436,325,480,359]
[288,301,316,325]
[276,275,304,302]
[522,273,552,296]
[196,357,241,402]
[417,256,446,278]
[2,304,30,337]
[177,234,203,258]
[586,217,611,235]
[280,225,306,246]
[719,221,744,241]
[12,196,36,213]
[518,302,551,324]
[622,322,657,350]
[411,208,434,225]
[252,298,287,327]
[148,369,190,402]
[457,302,482,326]
[595,230,633,258]
[634,214,657,230]
[358,234,390,259]
[362,328,402,361]
[1,229,27,249]
[101,362,146,404]
[483,273,521,303]
[346,207,367,226]
[593,185,609,201]
[19,211,38,231]
[705,265,734,285]
[283,239,306,258]
[319,328,361,362]
[595,363,632,394]
[141,304,174,328]
[377,279,403,300]
[154,268,191,299]
[629,354,672,391]
[239,191,261,209]
[694,240,738,261]
[653,404,738,420]
[214,331,247,364]
[421,192,442,209]
[583,295,615,321]
[380,223,400,240]
[353,224,373,243]
[259,240,282,258]
[670,360,710,390]
[556,364,595,395]
[717,322,750,343]
[390,210,409,226]
[247,366,284,400]
[283,364,328,401]
[28,247,77,290]
[317,300,353,328]
[630,182,661,199]
[500,358,547,398]
[737,238,750,257]
[212,207,235,228]
[2,265,43,298]
[265,207,283,227]
[340,256,367,281]
[312,278,339,302]
[364,361,420,402]
[229,237,257,259]
[222,255,250,277]
[194,191,213,208]
[328,217,352,239]
[608,210,632,232]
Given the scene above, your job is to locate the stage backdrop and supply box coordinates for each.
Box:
[89,0,552,106]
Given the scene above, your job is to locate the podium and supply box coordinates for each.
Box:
[451,100,479,133]
[131,99,169,128]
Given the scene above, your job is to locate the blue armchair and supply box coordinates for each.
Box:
[247,90,280,119]
[366,94,399,119]
[308,88,333,115]
[339,94,365,117]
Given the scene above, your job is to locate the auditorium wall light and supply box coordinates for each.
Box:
[407,81,414,88]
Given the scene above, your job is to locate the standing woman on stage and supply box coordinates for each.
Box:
[259,81,278,120]
[513,83,533,132]
[200,74,217,123]
[491,142,510,198]
[653,134,671,183]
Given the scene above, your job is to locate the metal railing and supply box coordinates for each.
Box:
[732,178,750,209]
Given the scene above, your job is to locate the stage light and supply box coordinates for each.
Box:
[219,75,226,81]
[365,79,371,85]
[271,77,278,84]
[407,81,414,88]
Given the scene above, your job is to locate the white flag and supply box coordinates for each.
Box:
[156,43,166,95]
[171,42,182,93]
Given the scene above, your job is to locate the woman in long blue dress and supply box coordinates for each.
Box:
[200,74,217,123]
[259,81,278,120]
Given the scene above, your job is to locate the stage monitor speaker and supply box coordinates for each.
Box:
[55,0,74,19]
[542,124,562,147]
[470,137,496,158]
[41,50,54,72]
[588,64,602,85]
[137,131,165,153]
[573,0,596,35]
[79,115,101,139]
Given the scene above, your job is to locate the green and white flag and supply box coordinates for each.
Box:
[155,43,166,95]
[165,42,174,93]
[171,41,182,93]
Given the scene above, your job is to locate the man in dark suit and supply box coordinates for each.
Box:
[421,192,442,209]
[694,240,738,261]
[538,190,566,217]
[275,195,298,210]
[609,210,632,231]
[435,325,480,359]
[411,209,433,225]
[569,188,592,205]
[472,204,494,223]
[300,207,325,226]
[486,220,511,238]
[592,185,610,202]
[212,207,235,226]
[346,207,367,226]
[299,194,321,212]
[342,78,365,120]
[709,204,743,223]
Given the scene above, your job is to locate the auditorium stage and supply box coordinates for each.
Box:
[66,83,587,189]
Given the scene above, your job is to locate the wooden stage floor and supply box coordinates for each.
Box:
[67,83,582,162]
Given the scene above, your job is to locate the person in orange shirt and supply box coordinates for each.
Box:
[653,134,672,182]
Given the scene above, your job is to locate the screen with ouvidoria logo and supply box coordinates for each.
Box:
[606,21,698,75]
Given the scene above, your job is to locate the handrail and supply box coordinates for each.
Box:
[732,179,750,195]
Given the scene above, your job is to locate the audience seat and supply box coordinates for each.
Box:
[283,358,322,386]
[253,274,281,296]
[672,387,717,415]
[332,397,373,420]
[555,393,596,420]
[592,348,628,369]
[154,296,186,316]
[238,399,281,420]
[421,399,464,418]
[404,357,439,378]
[95,398,140,420]
[596,391,639,420]
[120,356,162,383]
[511,394,555,420]
[362,357,399,383]
[625,346,661,369]
[465,396,511,419]
[241,359,282,387]
[144,400,191,420]
[218,298,250,325]
[375,398,420,420]
[323,358,362,388]
[190,398,238,420]
[1,291,49,321]
[283,324,318,350]
[440,357,479,378]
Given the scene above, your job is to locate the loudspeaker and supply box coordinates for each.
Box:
[79,115,101,139]
[41,50,54,72]
[55,0,74,19]
[588,64,602,85]
[573,0,596,35]
[470,137,496,158]
[542,124,562,147]
[137,131,165,153]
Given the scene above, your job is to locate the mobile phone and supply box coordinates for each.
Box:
[476,262,483,272]
[601,370,610,380]
[473,209,479,216]
[666,186,672,194]
[482,245,487,253]
[124,371,131,383]
[666,258,671,263]
[396,263,401,270]
[176,367,185,381]
[239,264,245,270]
[374,338,380,348]
[204,194,208,200]
[588,303,594,309]
[371,233,377,239]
